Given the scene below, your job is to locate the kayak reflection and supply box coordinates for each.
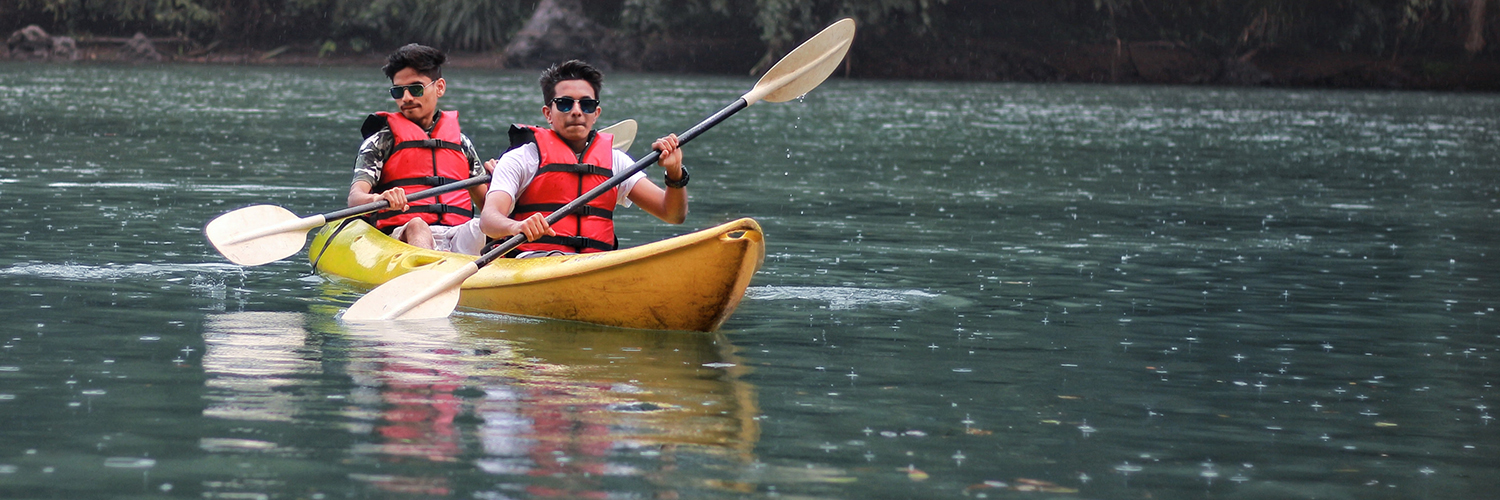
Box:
[200,311,759,497]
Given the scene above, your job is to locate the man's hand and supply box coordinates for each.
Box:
[654,134,683,178]
[380,189,409,211]
[509,213,556,241]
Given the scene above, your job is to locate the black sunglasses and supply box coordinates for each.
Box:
[551,97,600,113]
[388,80,438,99]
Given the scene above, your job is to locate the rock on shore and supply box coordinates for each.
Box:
[6,25,77,61]
[4,25,163,62]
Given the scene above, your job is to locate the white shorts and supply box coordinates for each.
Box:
[390,219,486,255]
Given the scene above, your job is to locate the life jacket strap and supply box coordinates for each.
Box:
[373,175,464,192]
[480,234,617,256]
[537,162,614,178]
[533,235,616,253]
[513,203,613,220]
[390,139,465,155]
[370,204,474,221]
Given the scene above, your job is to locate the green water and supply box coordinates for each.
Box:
[1,62,1498,499]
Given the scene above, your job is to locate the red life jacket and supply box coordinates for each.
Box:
[367,110,474,231]
[511,125,618,254]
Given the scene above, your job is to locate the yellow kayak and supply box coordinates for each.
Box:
[308,218,765,331]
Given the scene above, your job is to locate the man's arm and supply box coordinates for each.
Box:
[349,131,409,210]
[461,134,486,213]
[479,149,554,242]
[626,134,688,224]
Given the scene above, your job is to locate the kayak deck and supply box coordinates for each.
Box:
[309,218,765,331]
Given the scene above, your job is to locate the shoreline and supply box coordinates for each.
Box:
[10,43,1499,94]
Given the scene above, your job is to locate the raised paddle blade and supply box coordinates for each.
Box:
[341,263,475,321]
[205,205,325,266]
[602,119,637,152]
[744,18,855,105]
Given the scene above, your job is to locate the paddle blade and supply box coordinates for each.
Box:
[205,205,318,266]
[746,18,856,104]
[601,119,637,152]
[341,264,474,321]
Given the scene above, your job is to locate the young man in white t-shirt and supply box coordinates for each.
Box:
[480,60,688,257]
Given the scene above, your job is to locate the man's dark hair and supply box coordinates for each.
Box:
[539,60,603,103]
[382,43,446,81]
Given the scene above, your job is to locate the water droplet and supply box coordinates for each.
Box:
[103,457,155,469]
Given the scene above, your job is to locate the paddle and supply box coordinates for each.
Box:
[342,18,856,321]
[205,119,638,266]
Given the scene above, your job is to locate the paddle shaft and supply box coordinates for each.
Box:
[328,174,491,222]
[475,99,750,267]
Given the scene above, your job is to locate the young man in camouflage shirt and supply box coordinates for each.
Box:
[348,43,488,254]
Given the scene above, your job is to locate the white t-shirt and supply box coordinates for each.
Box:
[487,143,646,212]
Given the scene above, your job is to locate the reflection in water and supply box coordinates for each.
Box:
[199,311,759,497]
[460,315,760,496]
[202,312,322,423]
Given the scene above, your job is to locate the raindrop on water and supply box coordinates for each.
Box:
[103,457,155,469]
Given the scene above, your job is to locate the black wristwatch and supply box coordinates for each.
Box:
[664,166,690,188]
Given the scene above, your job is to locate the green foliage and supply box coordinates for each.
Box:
[5,0,1491,59]
[618,0,945,69]
[739,0,947,72]
[620,0,747,36]
[752,0,945,47]
[16,0,218,36]
[335,0,527,51]
[1081,0,1491,56]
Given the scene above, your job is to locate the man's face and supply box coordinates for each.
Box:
[543,79,600,145]
[391,67,443,126]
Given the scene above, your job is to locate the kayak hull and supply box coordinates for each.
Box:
[309,218,765,331]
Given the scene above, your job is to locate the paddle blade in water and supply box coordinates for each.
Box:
[205,205,319,266]
[341,266,470,321]
[747,18,855,104]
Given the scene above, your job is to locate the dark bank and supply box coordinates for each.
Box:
[6,0,1499,91]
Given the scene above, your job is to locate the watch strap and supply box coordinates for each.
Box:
[664,165,690,188]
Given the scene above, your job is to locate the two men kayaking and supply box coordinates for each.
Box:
[351,44,688,257]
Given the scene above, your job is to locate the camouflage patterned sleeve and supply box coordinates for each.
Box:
[460,134,484,177]
[352,129,393,188]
